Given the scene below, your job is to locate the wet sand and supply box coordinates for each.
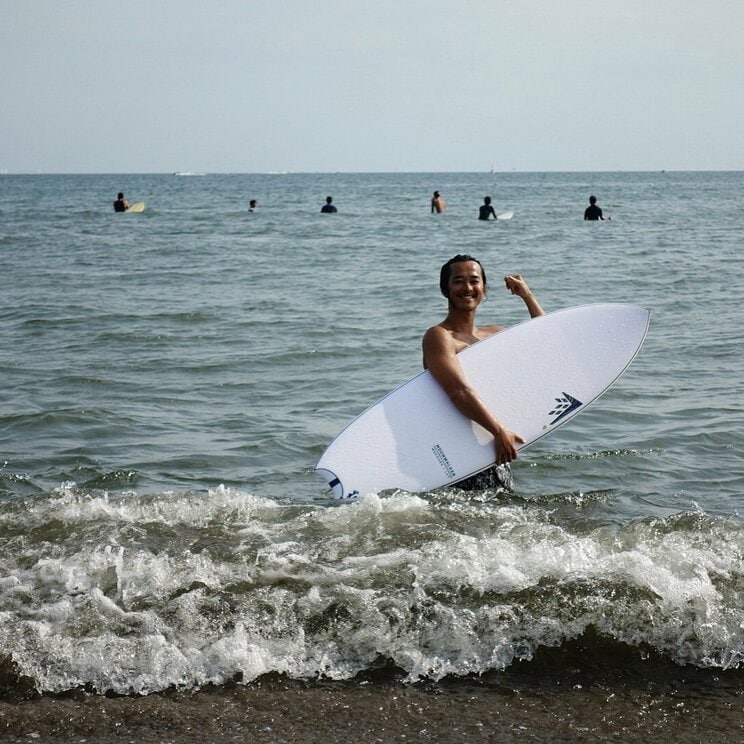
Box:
[2,640,743,744]
[1,680,743,743]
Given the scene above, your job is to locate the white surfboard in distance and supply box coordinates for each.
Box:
[497,211,513,220]
[315,304,650,500]
[126,202,145,213]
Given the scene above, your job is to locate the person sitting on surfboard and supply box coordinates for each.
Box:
[422,254,544,490]
[113,192,129,212]
[478,196,498,221]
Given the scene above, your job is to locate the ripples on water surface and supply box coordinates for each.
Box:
[0,171,743,699]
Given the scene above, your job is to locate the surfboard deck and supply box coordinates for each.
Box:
[315,304,650,499]
[127,202,145,213]
[497,211,513,220]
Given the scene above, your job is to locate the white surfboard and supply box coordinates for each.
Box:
[497,211,513,220]
[315,304,649,499]
[126,202,145,213]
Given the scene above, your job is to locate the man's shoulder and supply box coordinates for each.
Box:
[423,323,449,338]
[422,323,455,346]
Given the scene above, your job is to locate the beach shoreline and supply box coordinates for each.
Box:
[1,676,742,743]
[2,638,743,743]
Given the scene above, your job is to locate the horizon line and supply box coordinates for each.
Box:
[2,168,743,176]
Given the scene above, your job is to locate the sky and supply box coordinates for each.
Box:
[2,0,743,173]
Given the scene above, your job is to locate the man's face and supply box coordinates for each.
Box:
[447,260,485,309]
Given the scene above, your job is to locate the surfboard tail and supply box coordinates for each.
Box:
[315,468,359,500]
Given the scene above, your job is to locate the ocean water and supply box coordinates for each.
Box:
[1,171,743,733]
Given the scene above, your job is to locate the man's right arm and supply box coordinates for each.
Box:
[422,327,524,464]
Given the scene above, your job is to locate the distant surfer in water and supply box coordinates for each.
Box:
[113,192,129,212]
[422,254,545,490]
[584,195,606,221]
[431,191,446,213]
[478,196,498,220]
[320,196,338,213]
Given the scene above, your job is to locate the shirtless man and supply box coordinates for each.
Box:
[431,191,446,213]
[422,254,545,480]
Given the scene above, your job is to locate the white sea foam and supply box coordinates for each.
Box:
[3,487,742,693]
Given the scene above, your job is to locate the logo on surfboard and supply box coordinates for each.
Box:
[548,392,583,425]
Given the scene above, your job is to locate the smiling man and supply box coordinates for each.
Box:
[422,254,545,489]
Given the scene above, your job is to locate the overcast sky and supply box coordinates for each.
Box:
[2,0,742,173]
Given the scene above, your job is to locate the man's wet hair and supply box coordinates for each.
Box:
[439,254,487,297]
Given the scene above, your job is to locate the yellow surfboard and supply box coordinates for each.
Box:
[126,202,145,213]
